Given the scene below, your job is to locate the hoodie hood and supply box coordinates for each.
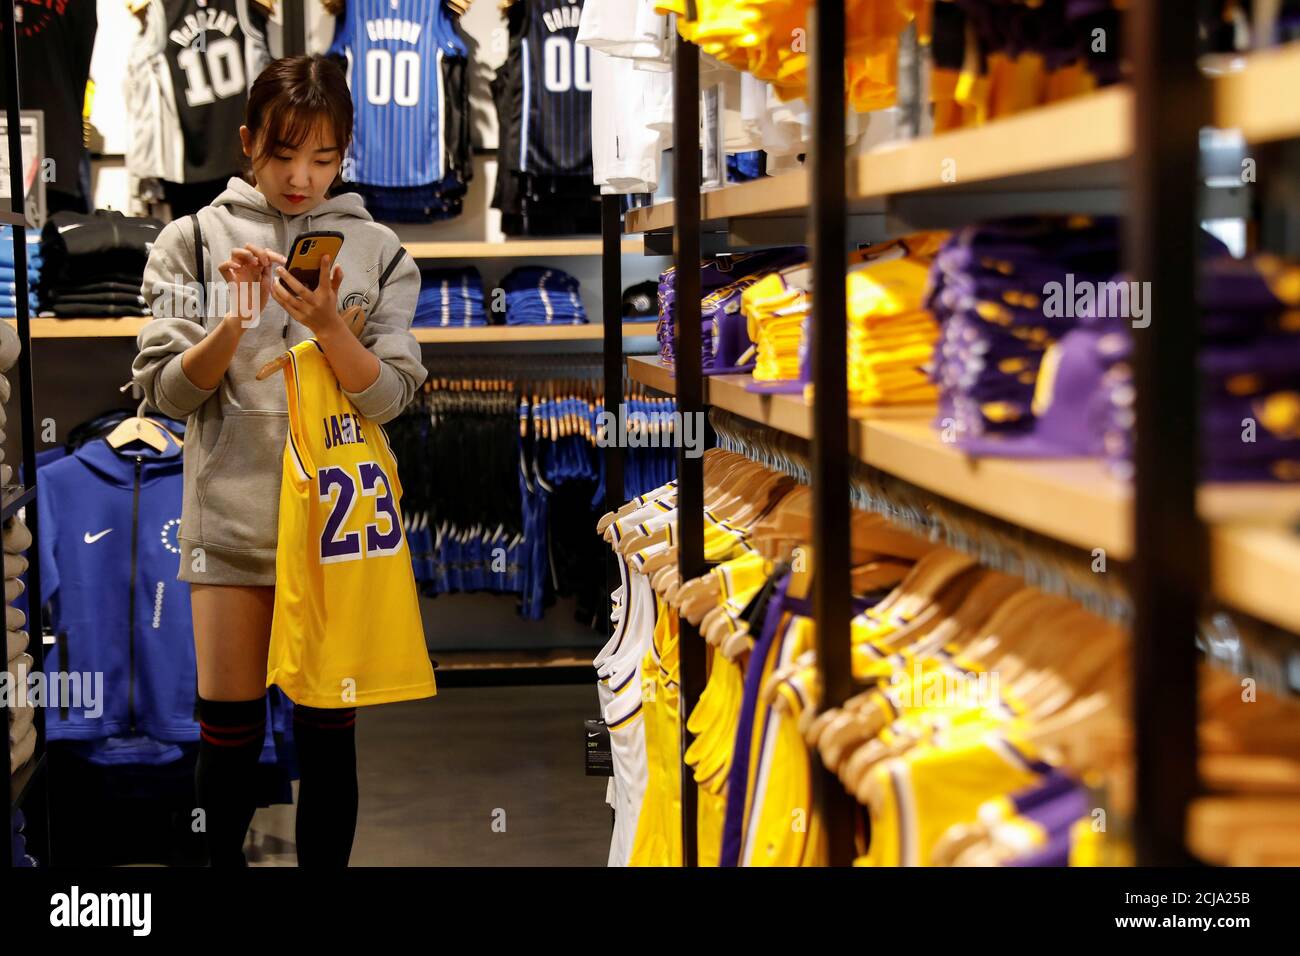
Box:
[211,176,374,231]
[133,172,427,586]
[75,434,183,489]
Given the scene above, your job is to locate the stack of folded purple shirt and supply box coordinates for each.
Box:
[925,216,1122,445]
[942,222,1300,484]
[655,247,806,373]
[950,0,1124,89]
[1102,252,1300,483]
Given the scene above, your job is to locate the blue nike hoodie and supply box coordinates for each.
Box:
[36,435,196,742]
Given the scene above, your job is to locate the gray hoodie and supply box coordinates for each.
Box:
[132,177,427,586]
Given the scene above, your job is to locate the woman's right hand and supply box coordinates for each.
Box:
[218,243,287,330]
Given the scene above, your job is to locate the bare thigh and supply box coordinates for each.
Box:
[191,584,275,701]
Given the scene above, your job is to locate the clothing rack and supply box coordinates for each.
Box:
[601,1,1231,866]
[1199,611,1300,702]
[1,0,49,868]
[422,352,607,380]
[710,408,1133,623]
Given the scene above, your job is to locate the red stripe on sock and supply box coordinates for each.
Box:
[200,729,263,747]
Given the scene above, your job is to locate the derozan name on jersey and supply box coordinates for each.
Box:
[169,10,239,48]
[365,18,423,43]
[542,6,582,31]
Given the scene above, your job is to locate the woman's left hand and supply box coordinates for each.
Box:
[271,256,346,336]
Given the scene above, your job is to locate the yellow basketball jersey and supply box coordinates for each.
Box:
[266,339,437,708]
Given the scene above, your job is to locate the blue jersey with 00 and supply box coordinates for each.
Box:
[329,0,466,188]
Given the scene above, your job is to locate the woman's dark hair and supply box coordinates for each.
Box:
[243,54,353,181]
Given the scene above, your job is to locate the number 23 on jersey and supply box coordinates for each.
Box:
[318,459,404,562]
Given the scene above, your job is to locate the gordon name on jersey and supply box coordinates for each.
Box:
[364,17,424,43]
[542,4,582,31]
[168,8,241,47]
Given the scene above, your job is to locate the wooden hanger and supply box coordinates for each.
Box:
[819,573,1026,772]
[105,401,174,453]
[883,548,981,621]
[831,582,1064,790]
[623,456,775,566]
[1189,796,1300,865]
[597,455,694,535]
[652,564,676,594]
[707,469,794,526]
[639,541,678,575]
[849,559,913,594]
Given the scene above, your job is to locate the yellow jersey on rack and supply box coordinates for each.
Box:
[266,339,437,709]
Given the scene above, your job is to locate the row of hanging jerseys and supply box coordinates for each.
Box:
[592,447,1134,867]
[387,378,678,622]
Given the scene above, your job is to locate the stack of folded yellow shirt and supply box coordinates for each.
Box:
[846,254,941,406]
[743,266,811,385]
[657,0,929,109]
[743,234,947,403]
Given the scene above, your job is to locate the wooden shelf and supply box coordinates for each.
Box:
[4,317,148,337]
[848,87,1130,199]
[626,171,809,234]
[627,357,1300,608]
[1210,525,1300,634]
[627,353,676,392]
[855,414,1132,556]
[414,322,655,343]
[625,200,679,235]
[624,42,1300,235]
[402,237,644,259]
[1210,41,1300,144]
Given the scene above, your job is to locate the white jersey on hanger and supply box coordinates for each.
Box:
[595,556,655,866]
[589,47,665,193]
[577,0,663,59]
[581,0,670,193]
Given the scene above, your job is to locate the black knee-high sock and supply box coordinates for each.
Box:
[195,696,267,867]
[293,705,359,867]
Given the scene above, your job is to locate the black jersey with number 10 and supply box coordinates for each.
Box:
[160,0,270,182]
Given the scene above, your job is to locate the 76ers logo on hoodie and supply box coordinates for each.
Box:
[159,518,181,555]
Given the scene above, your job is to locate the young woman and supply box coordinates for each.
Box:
[132,54,427,867]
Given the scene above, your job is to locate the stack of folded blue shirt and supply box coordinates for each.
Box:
[414,266,486,327]
[0,226,41,317]
[502,266,586,325]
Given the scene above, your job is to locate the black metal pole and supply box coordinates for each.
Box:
[1,0,47,867]
[672,27,704,868]
[283,0,307,58]
[601,195,625,638]
[1127,0,1204,866]
[808,0,855,867]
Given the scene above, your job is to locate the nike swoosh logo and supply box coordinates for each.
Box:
[587,732,600,738]
[57,223,82,233]
[83,529,113,544]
